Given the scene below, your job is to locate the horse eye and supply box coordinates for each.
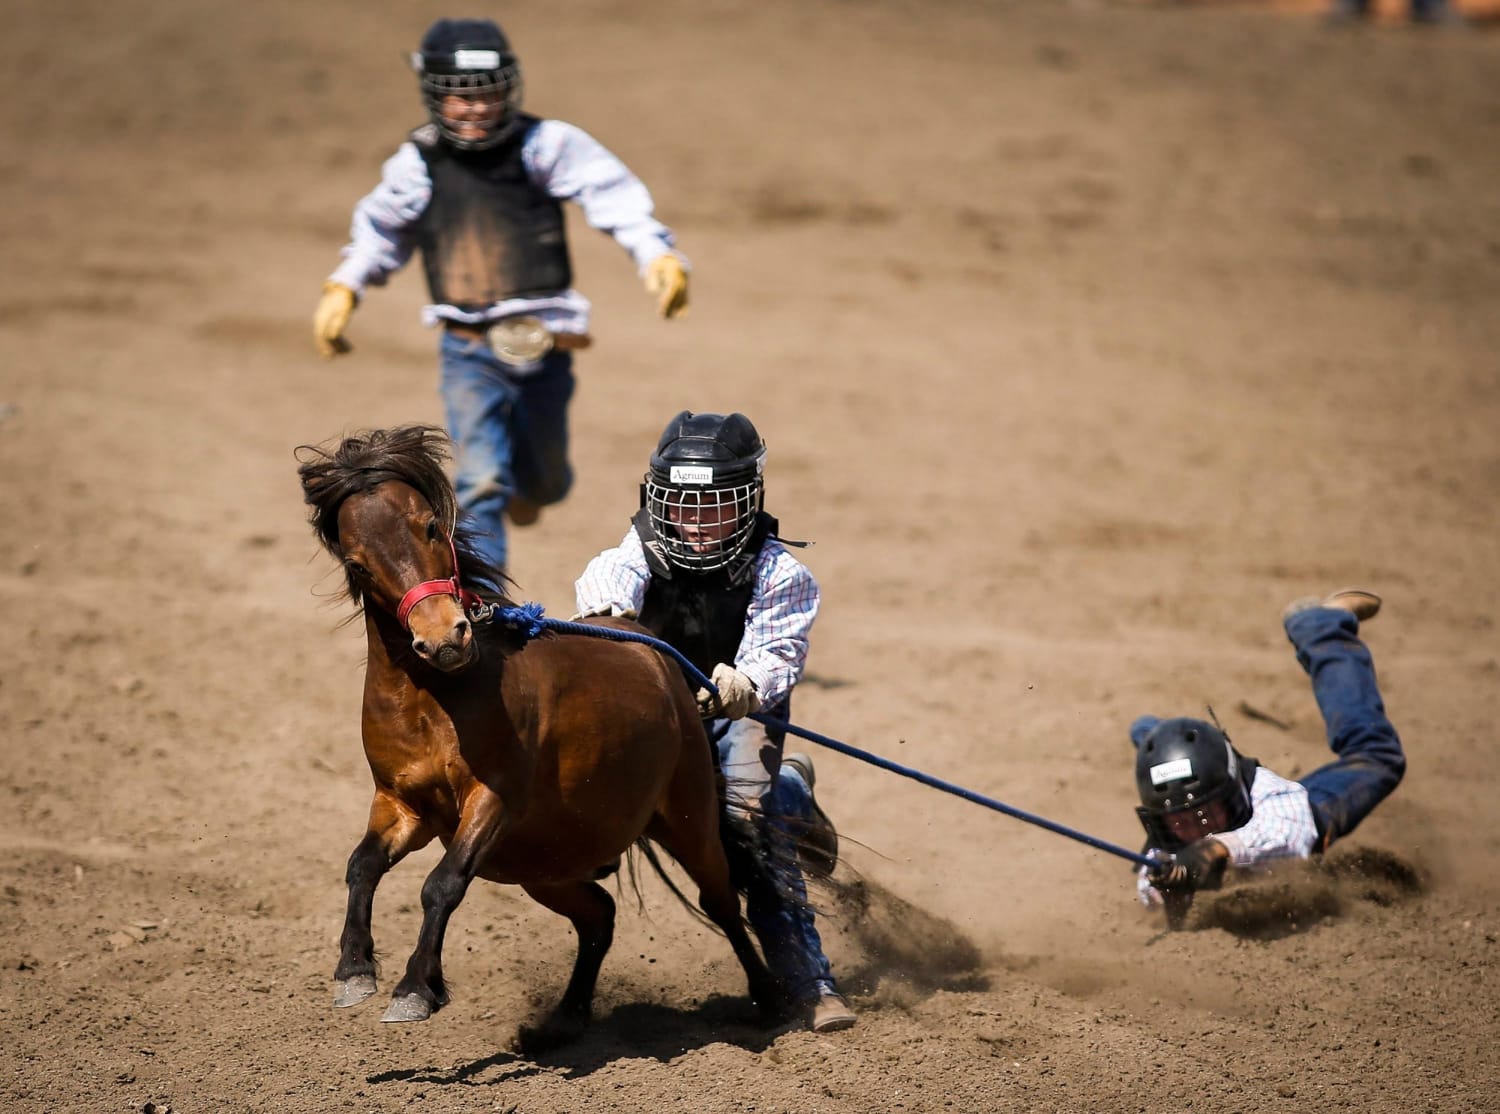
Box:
[345,559,369,579]
[426,520,440,541]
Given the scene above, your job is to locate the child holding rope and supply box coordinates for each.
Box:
[1131,588,1406,927]
[574,410,856,1033]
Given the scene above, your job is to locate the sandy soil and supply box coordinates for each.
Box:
[3,1,1499,1111]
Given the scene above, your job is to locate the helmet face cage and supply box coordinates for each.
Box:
[645,474,763,573]
[1161,796,1240,845]
[414,51,523,150]
[1137,785,1246,851]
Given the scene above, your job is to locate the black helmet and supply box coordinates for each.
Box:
[1134,717,1254,850]
[411,19,524,150]
[643,411,767,573]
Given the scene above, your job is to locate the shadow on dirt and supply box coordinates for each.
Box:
[365,873,990,1087]
[367,994,787,1087]
[1191,845,1425,940]
[823,874,990,1001]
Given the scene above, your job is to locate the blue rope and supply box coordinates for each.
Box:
[746,711,1164,871]
[501,610,711,675]
[492,604,1167,874]
[495,600,548,639]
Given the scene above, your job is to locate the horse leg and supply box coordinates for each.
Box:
[513,880,616,1053]
[334,794,429,1008]
[382,788,502,1023]
[644,810,794,1024]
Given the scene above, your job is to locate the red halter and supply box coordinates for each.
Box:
[395,530,487,630]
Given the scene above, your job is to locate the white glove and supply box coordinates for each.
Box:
[569,604,638,620]
[697,663,760,720]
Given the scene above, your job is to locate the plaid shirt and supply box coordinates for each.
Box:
[574,526,820,708]
[1136,766,1319,905]
[328,118,682,333]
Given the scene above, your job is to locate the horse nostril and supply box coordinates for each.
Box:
[412,638,432,656]
[455,619,471,642]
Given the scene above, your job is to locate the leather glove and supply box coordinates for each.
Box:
[696,663,760,720]
[313,281,357,357]
[1155,837,1231,894]
[643,254,689,319]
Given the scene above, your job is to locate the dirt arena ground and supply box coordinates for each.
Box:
[3,1,1498,1110]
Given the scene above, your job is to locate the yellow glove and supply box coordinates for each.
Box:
[696,663,761,721]
[313,281,357,358]
[643,254,689,319]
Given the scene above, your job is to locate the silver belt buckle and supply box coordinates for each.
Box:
[489,315,555,367]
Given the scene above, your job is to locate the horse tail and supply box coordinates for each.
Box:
[622,800,816,936]
[718,802,816,926]
[624,837,717,930]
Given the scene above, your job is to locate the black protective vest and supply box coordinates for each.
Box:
[411,117,572,311]
[633,510,779,681]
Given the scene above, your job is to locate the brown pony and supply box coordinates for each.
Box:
[296,425,792,1049]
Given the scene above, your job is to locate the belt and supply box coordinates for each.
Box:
[443,317,592,366]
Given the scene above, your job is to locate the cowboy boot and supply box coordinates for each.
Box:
[783,752,839,879]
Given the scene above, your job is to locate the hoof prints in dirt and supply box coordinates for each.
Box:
[1193,845,1424,940]
[827,877,988,1002]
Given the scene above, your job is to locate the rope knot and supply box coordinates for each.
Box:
[495,601,548,640]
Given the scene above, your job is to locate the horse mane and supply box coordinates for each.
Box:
[295,424,515,611]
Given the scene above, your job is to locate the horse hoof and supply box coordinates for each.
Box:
[381,993,433,1023]
[333,975,378,1008]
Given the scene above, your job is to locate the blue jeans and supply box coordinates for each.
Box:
[439,331,575,570]
[711,695,837,1003]
[1130,607,1404,850]
[1284,606,1405,849]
